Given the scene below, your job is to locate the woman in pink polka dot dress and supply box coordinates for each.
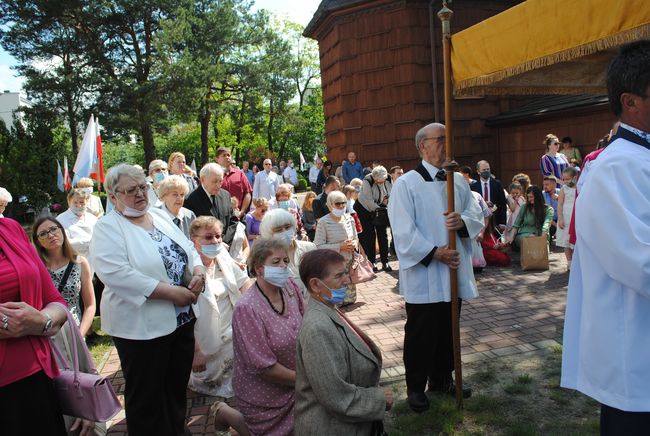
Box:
[232,238,304,435]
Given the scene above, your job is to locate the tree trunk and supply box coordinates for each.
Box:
[200,110,211,166]
[267,99,274,153]
[138,106,156,166]
[66,93,78,156]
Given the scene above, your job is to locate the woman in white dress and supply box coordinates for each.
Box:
[57,189,99,261]
[556,167,578,270]
[188,216,252,397]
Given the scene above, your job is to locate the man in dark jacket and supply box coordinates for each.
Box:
[470,160,507,227]
[184,163,239,245]
[313,176,341,220]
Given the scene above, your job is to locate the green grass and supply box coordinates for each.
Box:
[86,317,113,368]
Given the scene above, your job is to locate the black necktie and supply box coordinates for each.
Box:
[173,217,181,229]
[435,170,447,181]
[211,195,217,209]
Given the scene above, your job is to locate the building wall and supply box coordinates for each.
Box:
[495,107,616,186]
[309,0,522,173]
[0,91,29,130]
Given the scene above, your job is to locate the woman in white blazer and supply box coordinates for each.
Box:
[90,164,206,436]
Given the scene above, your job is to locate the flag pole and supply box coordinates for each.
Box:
[438,0,463,409]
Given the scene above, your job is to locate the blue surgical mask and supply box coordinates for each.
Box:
[263,265,290,288]
[80,187,93,195]
[201,243,222,259]
[273,229,294,246]
[319,280,347,305]
[279,200,291,210]
[153,172,167,184]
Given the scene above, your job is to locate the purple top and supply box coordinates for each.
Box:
[232,279,304,409]
[245,213,262,238]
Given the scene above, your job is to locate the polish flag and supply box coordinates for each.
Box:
[63,156,72,191]
[73,115,105,184]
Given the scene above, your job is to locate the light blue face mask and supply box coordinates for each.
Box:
[319,280,347,305]
[273,229,294,246]
[153,172,167,184]
[201,243,222,259]
[278,200,291,210]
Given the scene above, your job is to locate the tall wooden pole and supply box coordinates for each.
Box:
[438,0,463,409]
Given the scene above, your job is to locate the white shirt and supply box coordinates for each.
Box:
[561,135,650,411]
[57,209,98,260]
[252,170,280,200]
[387,160,484,304]
[309,166,320,184]
[283,166,298,185]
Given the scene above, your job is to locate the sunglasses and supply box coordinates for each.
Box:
[37,225,61,239]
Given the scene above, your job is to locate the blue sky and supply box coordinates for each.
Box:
[0,0,321,93]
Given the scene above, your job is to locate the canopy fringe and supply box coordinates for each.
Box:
[454,24,650,92]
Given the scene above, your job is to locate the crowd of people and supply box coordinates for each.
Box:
[0,40,648,436]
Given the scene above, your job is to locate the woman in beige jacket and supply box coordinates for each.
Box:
[295,249,392,435]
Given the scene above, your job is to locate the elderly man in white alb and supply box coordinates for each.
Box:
[252,158,280,200]
[561,41,650,435]
[388,122,483,413]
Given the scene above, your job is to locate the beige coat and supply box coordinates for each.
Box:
[295,298,386,435]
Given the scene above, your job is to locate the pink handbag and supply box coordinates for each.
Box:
[349,245,377,284]
[49,303,121,422]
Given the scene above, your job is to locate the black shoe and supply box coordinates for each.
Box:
[372,265,379,273]
[407,391,430,413]
[382,263,393,272]
[428,379,472,399]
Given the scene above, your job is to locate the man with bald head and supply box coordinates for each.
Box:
[388,122,484,412]
[184,163,239,245]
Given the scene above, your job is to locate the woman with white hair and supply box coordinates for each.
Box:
[268,184,307,240]
[313,190,359,305]
[147,159,169,207]
[354,165,392,272]
[157,175,196,239]
[0,187,12,218]
[74,178,104,218]
[259,209,316,295]
[57,189,99,260]
[90,163,206,435]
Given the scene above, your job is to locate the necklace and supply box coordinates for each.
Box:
[256,282,285,315]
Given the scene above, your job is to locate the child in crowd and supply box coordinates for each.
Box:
[481,215,511,266]
[556,167,578,270]
[504,182,525,244]
[301,191,317,242]
[245,197,268,248]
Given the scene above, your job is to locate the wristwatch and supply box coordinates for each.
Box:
[42,313,53,335]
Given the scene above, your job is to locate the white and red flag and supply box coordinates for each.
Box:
[73,115,105,184]
[63,156,72,191]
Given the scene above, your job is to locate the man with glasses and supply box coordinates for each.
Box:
[388,122,483,413]
[184,163,239,246]
[252,158,280,201]
[561,40,650,434]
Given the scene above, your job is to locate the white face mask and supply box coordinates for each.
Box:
[70,206,86,216]
[115,196,148,217]
[331,207,345,217]
[80,187,93,195]
[263,265,290,288]
[273,229,295,246]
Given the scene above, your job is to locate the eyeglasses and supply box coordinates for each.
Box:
[37,225,61,239]
[116,184,148,197]
[333,202,346,207]
[423,135,446,143]
[259,209,268,213]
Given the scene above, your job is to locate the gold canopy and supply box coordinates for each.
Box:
[451,0,650,95]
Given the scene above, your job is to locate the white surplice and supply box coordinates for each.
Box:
[387,161,484,304]
[57,209,98,260]
[561,136,650,411]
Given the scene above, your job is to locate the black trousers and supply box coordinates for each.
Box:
[113,320,195,436]
[601,404,650,436]
[0,371,67,436]
[403,301,461,393]
[358,210,389,265]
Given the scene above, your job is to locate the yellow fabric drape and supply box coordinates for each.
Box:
[451,0,650,95]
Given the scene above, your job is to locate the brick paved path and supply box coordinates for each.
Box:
[102,249,569,435]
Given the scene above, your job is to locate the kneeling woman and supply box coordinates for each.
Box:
[232,238,304,435]
[188,216,252,397]
[295,249,392,435]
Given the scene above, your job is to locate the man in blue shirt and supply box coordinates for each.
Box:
[542,175,559,238]
[242,160,255,187]
[342,151,364,183]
